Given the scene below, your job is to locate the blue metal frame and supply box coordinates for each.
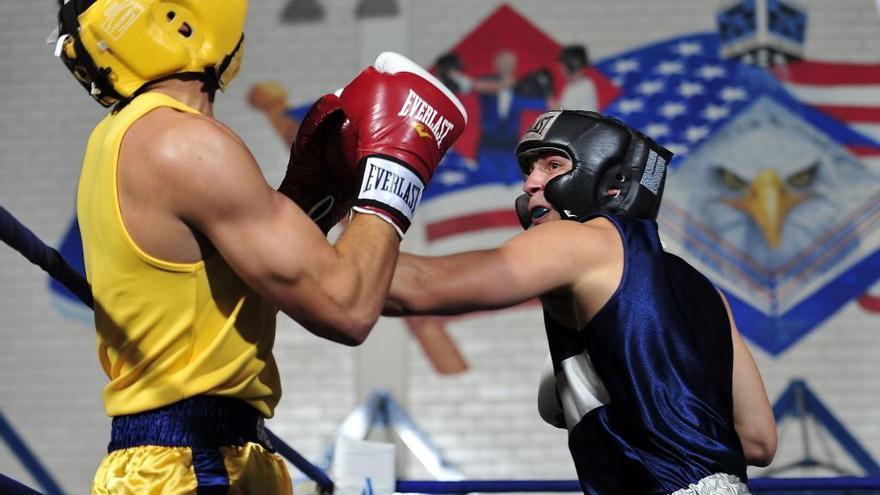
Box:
[771,380,880,475]
[0,411,65,495]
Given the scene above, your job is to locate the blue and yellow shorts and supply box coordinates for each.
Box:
[91,397,292,495]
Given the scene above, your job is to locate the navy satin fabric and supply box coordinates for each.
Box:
[108,395,265,451]
[545,214,746,494]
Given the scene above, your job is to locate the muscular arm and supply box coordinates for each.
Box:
[720,291,777,467]
[386,219,618,316]
[145,113,399,345]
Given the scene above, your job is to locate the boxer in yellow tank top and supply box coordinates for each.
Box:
[80,91,290,494]
[54,1,466,494]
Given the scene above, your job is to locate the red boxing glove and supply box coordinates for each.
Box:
[278,93,358,234]
[340,52,468,237]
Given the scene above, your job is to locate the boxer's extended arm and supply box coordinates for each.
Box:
[720,291,777,467]
[387,219,617,315]
[155,115,399,346]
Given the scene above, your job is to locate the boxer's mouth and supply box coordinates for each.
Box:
[531,206,550,220]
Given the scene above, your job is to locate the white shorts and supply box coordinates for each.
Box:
[669,473,750,495]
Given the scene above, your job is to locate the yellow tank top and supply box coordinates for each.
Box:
[77,92,281,418]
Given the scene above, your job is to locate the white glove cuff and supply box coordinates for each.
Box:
[352,155,426,238]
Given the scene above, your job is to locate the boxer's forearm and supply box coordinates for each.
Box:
[387,249,528,316]
[386,252,433,315]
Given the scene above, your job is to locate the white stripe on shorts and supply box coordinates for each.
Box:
[669,473,750,495]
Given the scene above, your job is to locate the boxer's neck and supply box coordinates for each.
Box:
[145,76,215,117]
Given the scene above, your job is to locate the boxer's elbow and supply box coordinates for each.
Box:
[307,271,387,345]
[328,301,382,345]
[743,439,776,467]
[303,311,375,346]
[281,294,379,347]
[327,328,370,347]
[739,426,777,467]
[335,309,377,346]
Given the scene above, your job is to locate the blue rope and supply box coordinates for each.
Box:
[396,479,580,492]
[264,429,334,493]
[395,477,880,493]
[0,412,64,495]
[751,476,880,491]
[0,206,92,309]
[0,474,44,495]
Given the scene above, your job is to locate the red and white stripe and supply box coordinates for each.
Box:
[773,60,880,158]
[416,184,522,253]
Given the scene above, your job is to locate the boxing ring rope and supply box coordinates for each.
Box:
[5,205,880,495]
[749,477,880,492]
[394,477,880,493]
[0,207,92,309]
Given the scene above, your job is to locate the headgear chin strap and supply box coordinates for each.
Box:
[515,110,673,228]
[54,0,247,107]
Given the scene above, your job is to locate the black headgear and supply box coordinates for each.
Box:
[514,110,672,228]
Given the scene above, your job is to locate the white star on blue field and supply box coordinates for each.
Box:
[594,33,880,166]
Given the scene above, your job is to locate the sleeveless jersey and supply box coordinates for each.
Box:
[545,214,746,494]
[77,92,281,418]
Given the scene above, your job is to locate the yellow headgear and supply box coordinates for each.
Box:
[55,0,246,107]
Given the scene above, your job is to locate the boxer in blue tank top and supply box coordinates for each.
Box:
[387,111,777,494]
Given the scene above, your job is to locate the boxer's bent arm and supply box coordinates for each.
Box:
[720,291,777,467]
[387,220,614,315]
[158,117,399,345]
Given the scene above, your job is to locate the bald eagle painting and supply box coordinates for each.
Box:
[661,97,879,353]
[666,97,875,270]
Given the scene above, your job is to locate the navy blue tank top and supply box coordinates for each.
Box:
[545,214,746,494]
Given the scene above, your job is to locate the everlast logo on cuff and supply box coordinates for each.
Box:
[398,89,455,148]
[361,160,423,213]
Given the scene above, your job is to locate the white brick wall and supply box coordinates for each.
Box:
[1,0,879,491]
